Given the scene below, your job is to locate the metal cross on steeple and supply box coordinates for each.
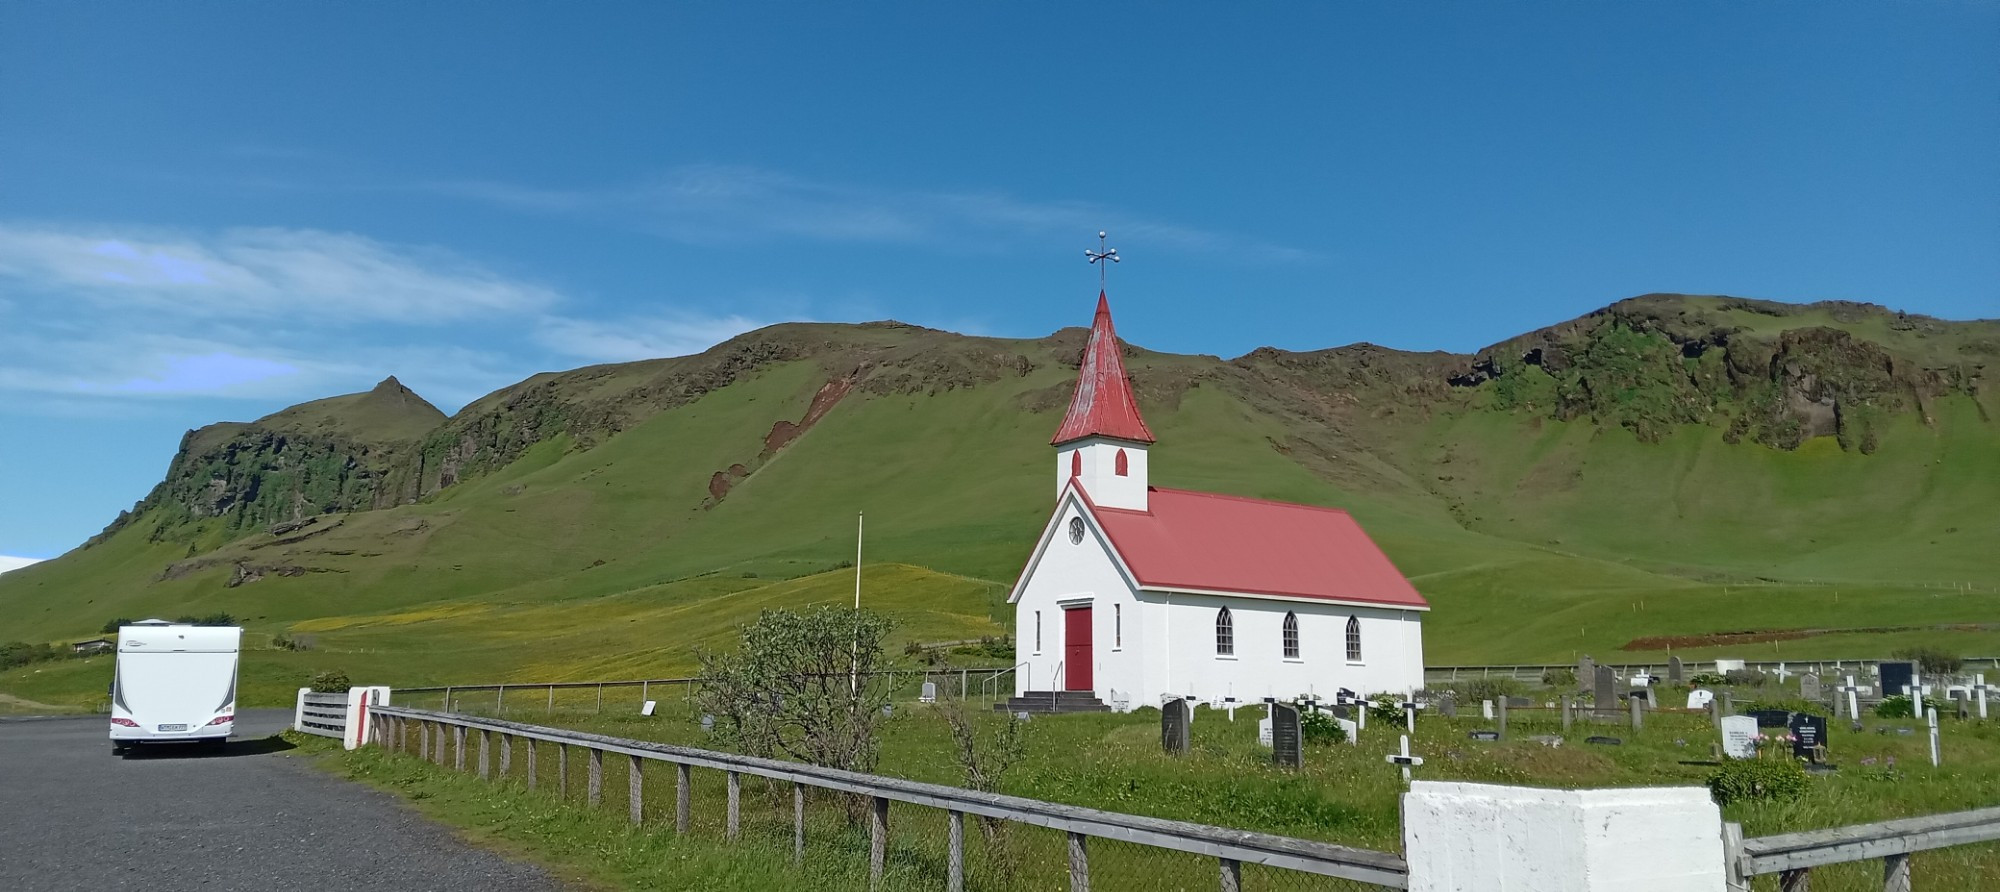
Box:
[1085,230,1119,287]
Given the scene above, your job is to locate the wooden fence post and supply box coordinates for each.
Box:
[454,726,467,771]
[947,810,965,892]
[726,771,741,840]
[870,796,889,886]
[1068,831,1091,892]
[499,733,512,778]
[526,738,537,789]
[588,747,603,807]
[1561,696,1573,733]
[1883,853,1911,892]
[1219,857,1242,892]
[1629,696,1643,730]
[478,729,490,779]
[1779,867,1810,891]
[1722,821,1750,892]
[676,764,692,834]
[1497,698,1508,739]
[418,720,429,761]
[558,744,569,798]
[629,755,644,824]
[792,782,805,865]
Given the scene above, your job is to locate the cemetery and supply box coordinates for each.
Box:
[397,652,2000,890]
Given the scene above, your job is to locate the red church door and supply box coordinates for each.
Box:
[1063,606,1093,691]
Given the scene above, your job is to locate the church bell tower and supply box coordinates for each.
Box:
[1053,292,1152,511]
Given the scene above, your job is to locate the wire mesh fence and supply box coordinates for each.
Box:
[374,709,1409,891]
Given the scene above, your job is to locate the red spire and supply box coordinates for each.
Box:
[1052,292,1155,445]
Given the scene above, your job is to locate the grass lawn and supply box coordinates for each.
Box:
[360,680,2000,892]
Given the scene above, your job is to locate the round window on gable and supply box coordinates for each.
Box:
[1067,517,1085,544]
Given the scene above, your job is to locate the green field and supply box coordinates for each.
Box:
[309,680,2000,892]
[3,295,1997,708]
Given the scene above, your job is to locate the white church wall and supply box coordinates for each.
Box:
[1012,500,1146,705]
[1146,592,1424,706]
[1055,436,1148,511]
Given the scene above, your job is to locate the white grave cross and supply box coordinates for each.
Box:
[1400,698,1421,734]
[1384,733,1424,782]
[1974,674,1992,721]
[1928,707,1941,767]
[1839,676,1862,725]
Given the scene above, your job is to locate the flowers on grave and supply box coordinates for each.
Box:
[1749,732,1797,759]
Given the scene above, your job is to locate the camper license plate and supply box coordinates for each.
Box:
[157,724,187,732]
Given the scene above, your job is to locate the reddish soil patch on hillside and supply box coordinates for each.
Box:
[763,377,854,455]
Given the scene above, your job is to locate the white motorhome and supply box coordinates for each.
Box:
[109,621,240,754]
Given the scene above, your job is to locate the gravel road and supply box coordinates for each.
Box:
[0,708,566,891]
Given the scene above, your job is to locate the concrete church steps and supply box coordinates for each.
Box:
[995,690,1111,714]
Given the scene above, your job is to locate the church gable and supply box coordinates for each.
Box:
[1007,484,1140,606]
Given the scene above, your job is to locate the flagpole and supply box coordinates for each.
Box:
[851,511,863,697]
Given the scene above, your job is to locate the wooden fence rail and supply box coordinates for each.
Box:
[365,705,1410,890]
[1724,807,2000,891]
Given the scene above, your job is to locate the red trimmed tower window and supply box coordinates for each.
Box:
[1114,449,1128,476]
[1071,451,1082,477]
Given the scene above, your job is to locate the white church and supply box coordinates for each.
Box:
[1009,293,1428,711]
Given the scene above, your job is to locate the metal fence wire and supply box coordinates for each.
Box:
[371,707,1408,891]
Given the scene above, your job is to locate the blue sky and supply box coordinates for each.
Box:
[1,2,1994,564]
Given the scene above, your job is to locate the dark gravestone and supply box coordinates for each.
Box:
[1668,656,1684,684]
[1271,703,1302,769]
[1594,665,1616,714]
[1800,674,1821,702]
[1748,709,1792,728]
[1438,696,1457,718]
[1584,736,1622,746]
[1789,713,1827,761]
[1578,656,1597,693]
[1468,730,1501,741]
[1879,661,1916,697]
[1161,698,1191,755]
[1329,704,1353,720]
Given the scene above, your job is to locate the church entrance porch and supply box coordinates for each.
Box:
[1063,605,1094,691]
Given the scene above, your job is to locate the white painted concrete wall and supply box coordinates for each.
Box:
[1055,436,1149,511]
[1403,782,1725,892]
[1013,500,1147,705]
[1149,592,1424,705]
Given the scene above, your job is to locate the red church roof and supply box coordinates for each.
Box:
[1086,486,1428,608]
[1051,293,1155,445]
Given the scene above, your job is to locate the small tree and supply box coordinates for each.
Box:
[933,688,1025,880]
[695,607,900,776]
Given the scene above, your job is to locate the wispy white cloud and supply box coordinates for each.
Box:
[0,224,559,322]
[534,312,773,364]
[421,165,1321,262]
[0,555,44,574]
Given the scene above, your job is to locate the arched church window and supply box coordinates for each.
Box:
[1114,449,1128,476]
[1215,607,1234,656]
[1071,451,1082,477]
[1035,611,1043,653]
[1346,616,1362,662]
[1282,612,1299,660]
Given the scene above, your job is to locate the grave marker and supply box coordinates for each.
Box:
[1974,674,1991,720]
[1400,698,1420,734]
[1839,676,1863,729]
[1667,656,1684,684]
[1272,703,1302,769]
[1482,699,1495,720]
[1719,715,1758,759]
[640,700,657,717]
[1927,707,1941,767]
[1879,660,1915,697]
[1468,730,1500,741]
[1257,716,1273,747]
[1161,698,1191,755]
[1788,713,1827,762]
[1577,655,1597,693]
[919,682,937,703]
[1748,708,1791,728]
[1800,673,1821,702]
[1438,696,1456,719]
[1384,734,1423,782]
[1335,717,1358,745]
[1686,689,1715,711]
[1584,736,1622,746]
[1594,665,1616,715]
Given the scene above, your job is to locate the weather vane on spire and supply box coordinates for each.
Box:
[1085,230,1119,288]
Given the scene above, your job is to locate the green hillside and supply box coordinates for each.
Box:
[4,294,1996,708]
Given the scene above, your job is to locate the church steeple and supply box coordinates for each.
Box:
[1053,292,1152,511]
[1052,293,1155,446]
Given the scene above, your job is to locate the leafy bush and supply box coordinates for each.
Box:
[1892,647,1962,675]
[172,613,237,627]
[1724,669,1769,687]
[696,606,900,775]
[1297,703,1347,746]
[100,617,135,635]
[1368,693,1405,724]
[271,633,317,652]
[1707,757,1811,805]
[1454,677,1527,705]
[309,670,352,693]
[1875,695,1915,719]
[1687,672,1728,686]
[0,641,59,670]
